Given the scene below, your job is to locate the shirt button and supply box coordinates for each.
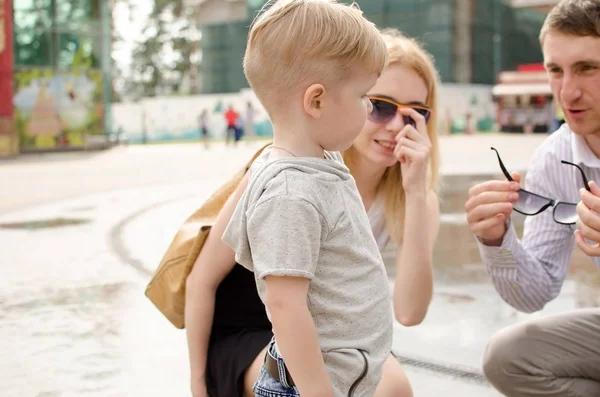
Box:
[500,249,510,255]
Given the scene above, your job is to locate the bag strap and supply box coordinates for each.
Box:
[182,142,271,260]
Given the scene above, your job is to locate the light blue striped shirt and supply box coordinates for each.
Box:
[477,124,600,313]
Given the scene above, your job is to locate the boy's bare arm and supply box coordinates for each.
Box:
[185,173,250,396]
[264,275,333,397]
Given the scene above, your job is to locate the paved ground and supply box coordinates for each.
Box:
[2,133,597,397]
[0,133,547,214]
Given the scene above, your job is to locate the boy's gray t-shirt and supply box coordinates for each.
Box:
[222,148,393,397]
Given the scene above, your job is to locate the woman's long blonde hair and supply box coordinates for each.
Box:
[343,28,441,245]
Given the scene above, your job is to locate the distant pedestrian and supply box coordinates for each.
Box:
[199,109,209,149]
[224,105,239,146]
[234,114,244,145]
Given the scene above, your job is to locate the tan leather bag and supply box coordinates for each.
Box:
[145,143,270,329]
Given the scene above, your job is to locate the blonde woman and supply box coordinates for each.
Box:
[185,29,440,397]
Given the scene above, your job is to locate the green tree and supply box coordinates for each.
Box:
[13,0,103,69]
[126,0,198,98]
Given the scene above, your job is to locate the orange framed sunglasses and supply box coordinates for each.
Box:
[368,96,432,126]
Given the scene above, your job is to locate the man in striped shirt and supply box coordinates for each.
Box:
[465,1,600,396]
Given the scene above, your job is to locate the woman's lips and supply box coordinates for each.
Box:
[375,139,395,151]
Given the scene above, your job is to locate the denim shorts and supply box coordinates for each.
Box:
[253,340,300,397]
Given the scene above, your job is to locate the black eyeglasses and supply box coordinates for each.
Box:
[491,147,590,225]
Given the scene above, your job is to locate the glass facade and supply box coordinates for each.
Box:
[200,0,546,93]
[200,21,250,94]
[471,0,546,84]
[12,0,111,151]
[358,0,455,82]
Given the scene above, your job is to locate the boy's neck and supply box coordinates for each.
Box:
[272,123,325,158]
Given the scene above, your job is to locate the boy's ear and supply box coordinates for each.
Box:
[303,84,326,119]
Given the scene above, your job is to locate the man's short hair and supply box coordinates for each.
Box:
[243,0,387,119]
[540,0,600,44]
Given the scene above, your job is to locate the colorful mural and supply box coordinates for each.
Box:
[13,68,103,150]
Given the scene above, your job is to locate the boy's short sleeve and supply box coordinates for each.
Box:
[247,196,324,280]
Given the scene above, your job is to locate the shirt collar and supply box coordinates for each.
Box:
[571,127,600,168]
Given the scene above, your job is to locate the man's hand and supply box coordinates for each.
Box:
[576,181,600,256]
[465,172,521,246]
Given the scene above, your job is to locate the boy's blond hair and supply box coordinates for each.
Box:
[243,0,387,120]
[343,29,441,245]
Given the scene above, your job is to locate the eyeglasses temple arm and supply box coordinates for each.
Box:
[490,147,514,182]
[561,160,591,191]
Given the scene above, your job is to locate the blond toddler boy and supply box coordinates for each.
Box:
[222,1,393,396]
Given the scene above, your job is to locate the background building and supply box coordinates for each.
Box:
[490,1,560,133]
[510,0,558,12]
[2,0,111,155]
[197,0,549,94]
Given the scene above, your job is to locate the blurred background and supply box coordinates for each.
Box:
[2,1,597,397]
[0,0,563,154]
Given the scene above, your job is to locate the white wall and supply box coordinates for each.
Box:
[111,84,496,142]
[111,90,267,142]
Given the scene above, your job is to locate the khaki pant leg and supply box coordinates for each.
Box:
[482,308,600,397]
